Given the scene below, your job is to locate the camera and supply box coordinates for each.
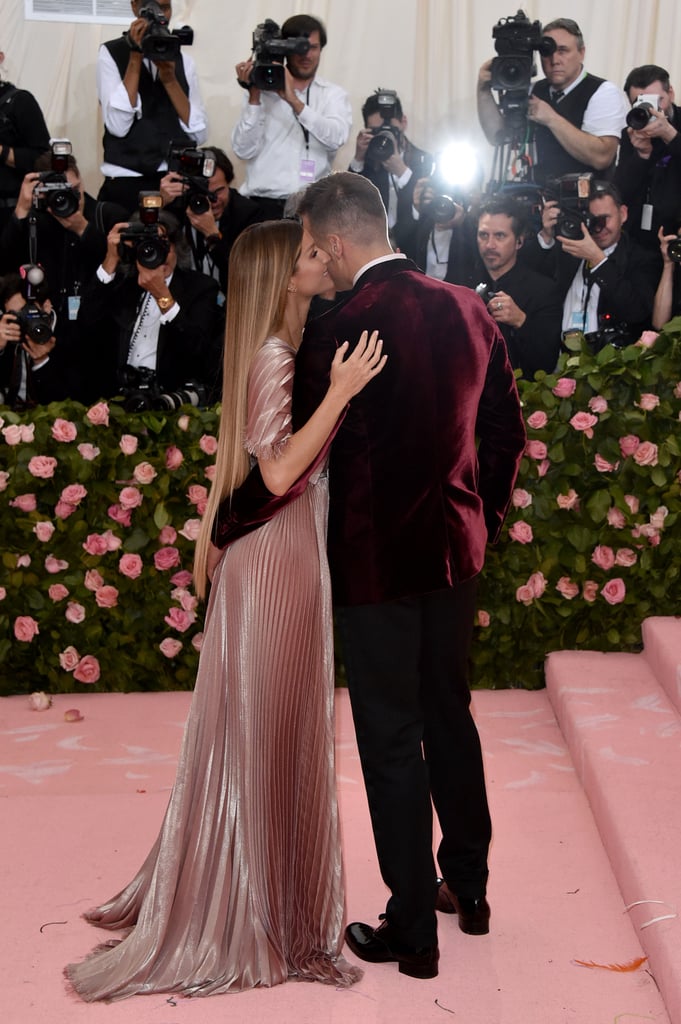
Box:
[667,237,681,263]
[118,193,170,269]
[119,365,208,412]
[626,93,662,131]
[167,144,217,215]
[154,381,208,411]
[584,314,633,352]
[248,19,310,92]
[546,173,607,240]
[32,139,80,218]
[3,264,55,347]
[127,0,193,62]
[490,10,556,131]
[365,89,402,162]
[475,282,498,306]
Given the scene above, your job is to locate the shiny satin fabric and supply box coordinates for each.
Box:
[65,338,360,999]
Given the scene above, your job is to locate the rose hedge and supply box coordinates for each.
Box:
[1,323,680,696]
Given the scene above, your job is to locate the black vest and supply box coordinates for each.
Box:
[102,36,192,175]
[531,74,612,185]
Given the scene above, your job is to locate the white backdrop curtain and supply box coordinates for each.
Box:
[2,0,681,193]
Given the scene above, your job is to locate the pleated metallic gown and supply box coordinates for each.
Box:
[65,337,360,999]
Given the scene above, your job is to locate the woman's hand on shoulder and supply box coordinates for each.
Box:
[328,329,387,403]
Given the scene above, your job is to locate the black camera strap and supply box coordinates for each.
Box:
[297,86,312,152]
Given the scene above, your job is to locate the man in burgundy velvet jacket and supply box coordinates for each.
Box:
[294,172,526,979]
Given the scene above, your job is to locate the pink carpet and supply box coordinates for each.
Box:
[0,682,671,1024]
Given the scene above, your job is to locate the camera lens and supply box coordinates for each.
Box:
[188,192,210,215]
[667,238,681,264]
[626,104,653,131]
[136,236,169,269]
[557,213,583,240]
[48,188,79,218]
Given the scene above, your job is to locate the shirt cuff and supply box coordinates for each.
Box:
[160,302,180,324]
[97,265,116,284]
[395,166,413,189]
[537,234,555,250]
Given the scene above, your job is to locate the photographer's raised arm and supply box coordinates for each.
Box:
[477,60,505,145]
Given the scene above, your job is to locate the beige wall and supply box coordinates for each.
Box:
[3,0,681,195]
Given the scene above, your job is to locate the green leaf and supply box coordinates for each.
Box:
[585,489,612,523]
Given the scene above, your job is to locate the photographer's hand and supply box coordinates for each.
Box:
[353,128,373,165]
[138,264,175,313]
[657,225,679,266]
[187,207,220,238]
[487,291,526,330]
[539,200,559,245]
[24,333,56,364]
[627,126,654,159]
[0,313,21,352]
[278,68,304,115]
[637,106,678,144]
[381,139,408,178]
[102,222,128,275]
[477,59,504,145]
[557,223,603,265]
[236,59,260,104]
[156,60,191,126]
[14,172,40,220]
[160,172,186,206]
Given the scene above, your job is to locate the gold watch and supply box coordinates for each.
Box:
[157,295,174,312]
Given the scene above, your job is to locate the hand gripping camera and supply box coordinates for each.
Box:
[167,144,217,215]
[32,139,80,218]
[5,264,56,346]
[365,89,403,162]
[547,173,607,241]
[126,0,193,62]
[118,193,170,270]
[248,19,311,92]
[626,93,663,131]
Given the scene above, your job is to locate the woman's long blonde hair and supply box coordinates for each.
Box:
[193,219,303,598]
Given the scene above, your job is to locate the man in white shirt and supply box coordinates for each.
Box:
[232,15,351,219]
[97,0,208,213]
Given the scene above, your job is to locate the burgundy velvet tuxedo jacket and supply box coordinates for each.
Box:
[292,257,526,606]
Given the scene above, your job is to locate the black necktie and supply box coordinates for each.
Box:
[551,90,565,105]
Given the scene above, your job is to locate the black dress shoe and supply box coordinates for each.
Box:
[345,920,439,979]
[435,878,490,935]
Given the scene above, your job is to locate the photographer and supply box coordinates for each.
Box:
[0,49,51,232]
[477,17,627,186]
[614,65,681,252]
[160,146,264,295]
[0,270,70,408]
[232,15,351,218]
[75,207,221,405]
[97,0,207,213]
[349,90,432,250]
[526,181,660,348]
[652,226,681,329]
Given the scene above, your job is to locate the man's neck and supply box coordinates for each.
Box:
[290,74,315,93]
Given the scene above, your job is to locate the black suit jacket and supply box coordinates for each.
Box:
[75,265,221,403]
[355,138,433,252]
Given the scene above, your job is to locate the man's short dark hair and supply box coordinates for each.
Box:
[298,172,387,244]
[477,198,528,239]
[590,181,623,206]
[200,146,234,185]
[362,91,404,125]
[623,64,671,95]
[281,14,327,48]
[34,151,80,177]
[0,271,50,306]
[543,18,584,49]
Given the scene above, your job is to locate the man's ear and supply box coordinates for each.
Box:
[327,233,343,259]
[620,204,628,226]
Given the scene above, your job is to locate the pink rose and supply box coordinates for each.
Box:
[582,580,599,603]
[65,601,86,624]
[73,654,101,684]
[10,494,37,512]
[512,488,533,509]
[119,486,143,510]
[588,396,608,413]
[2,424,23,445]
[508,521,533,544]
[82,533,109,556]
[28,690,51,710]
[171,570,193,588]
[17,554,31,568]
[165,445,184,470]
[0,470,9,490]
[108,503,132,527]
[0,587,5,601]
[177,414,190,431]
[28,455,58,478]
[477,610,490,627]
[51,418,77,442]
[119,553,143,579]
[594,453,619,472]
[54,500,77,519]
[204,464,216,481]
[591,545,616,571]
[191,631,204,652]
[633,441,658,466]
[102,529,122,551]
[674,381,681,400]
[86,402,110,426]
[515,584,535,605]
[537,459,551,478]
[525,440,547,460]
[570,411,598,437]
[171,587,198,613]
[154,546,181,571]
[48,583,69,601]
[615,548,637,567]
[526,410,548,429]
[95,585,119,608]
[59,646,81,671]
[556,489,579,510]
[133,461,158,485]
[635,330,659,349]
[528,572,546,598]
[78,443,100,461]
[601,578,626,606]
[187,484,208,506]
[619,434,641,457]
[159,525,177,545]
[607,507,626,529]
[160,637,183,659]
[636,393,660,412]
[199,434,218,455]
[84,569,104,592]
[556,576,579,600]
[649,506,668,530]
[60,483,87,506]
[119,434,139,455]
[624,494,640,515]
[552,377,577,398]
[14,616,40,642]
[20,423,35,442]
[179,518,201,541]
[33,521,55,542]
[45,554,69,574]
[164,607,196,632]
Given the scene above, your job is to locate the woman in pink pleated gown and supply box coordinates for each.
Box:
[65,219,385,1000]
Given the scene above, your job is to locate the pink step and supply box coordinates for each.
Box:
[642,616,681,715]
